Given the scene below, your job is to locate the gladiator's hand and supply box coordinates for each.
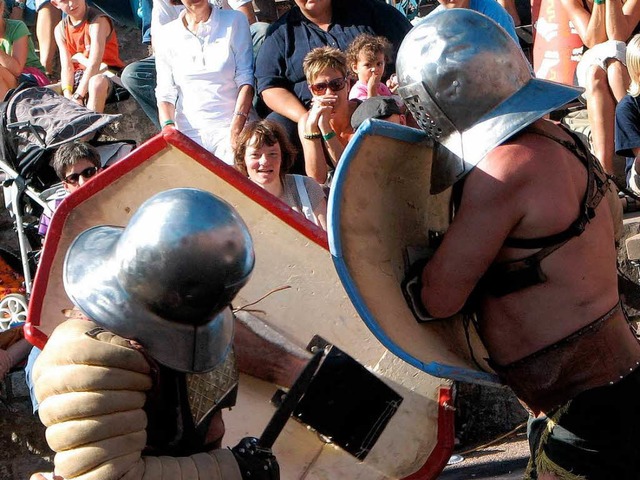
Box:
[231,437,280,480]
[401,257,438,323]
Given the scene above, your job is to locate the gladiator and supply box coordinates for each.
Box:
[29,188,279,480]
[398,10,640,480]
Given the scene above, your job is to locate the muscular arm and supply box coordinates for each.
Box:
[234,311,311,388]
[420,151,526,317]
[561,0,606,47]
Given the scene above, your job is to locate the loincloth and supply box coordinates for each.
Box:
[525,366,640,479]
[489,302,640,414]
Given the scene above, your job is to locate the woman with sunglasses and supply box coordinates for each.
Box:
[298,47,357,186]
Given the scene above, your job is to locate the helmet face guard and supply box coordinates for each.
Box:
[64,188,255,373]
[397,9,583,193]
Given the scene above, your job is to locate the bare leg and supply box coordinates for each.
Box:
[585,65,617,174]
[86,74,110,113]
[36,3,62,76]
[607,58,630,102]
[0,339,31,378]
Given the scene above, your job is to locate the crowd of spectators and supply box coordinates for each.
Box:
[5,0,640,240]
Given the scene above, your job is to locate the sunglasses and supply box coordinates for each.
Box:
[309,77,347,95]
[64,166,98,185]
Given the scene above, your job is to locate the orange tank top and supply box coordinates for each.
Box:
[61,6,124,70]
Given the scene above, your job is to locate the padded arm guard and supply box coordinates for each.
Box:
[33,319,242,480]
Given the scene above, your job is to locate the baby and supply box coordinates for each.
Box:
[346,33,397,101]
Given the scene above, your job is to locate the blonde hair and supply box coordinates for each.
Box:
[345,34,391,71]
[628,34,640,97]
[302,47,347,84]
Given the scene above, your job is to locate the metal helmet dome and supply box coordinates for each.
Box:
[64,188,255,373]
[397,9,583,193]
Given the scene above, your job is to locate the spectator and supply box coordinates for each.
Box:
[50,0,125,113]
[425,0,519,44]
[38,141,102,237]
[121,0,268,131]
[298,47,356,186]
[155,0,254,164]
[350,95,406,131]
[27,141,102,415]
[615,33,640,200]
[346,33,395,101]
[0,0,48,98]
[561,0,640,175]
[235,119,327,229]
[255,0,411,155]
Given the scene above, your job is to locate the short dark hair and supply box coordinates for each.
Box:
[52,141,101,181]
[234,120,296,179]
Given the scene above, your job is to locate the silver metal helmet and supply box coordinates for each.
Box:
[397,9,583,193]
[63,188,255,373]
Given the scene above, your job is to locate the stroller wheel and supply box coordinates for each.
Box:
[0,294,27,331]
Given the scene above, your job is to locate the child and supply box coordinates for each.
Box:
[346,33,395,101]
[615,34,640,204]
[50,0,125,113]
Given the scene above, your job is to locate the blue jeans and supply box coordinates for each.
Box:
[24,346,41,414]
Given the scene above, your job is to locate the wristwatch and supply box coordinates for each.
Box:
[72,92,85,104]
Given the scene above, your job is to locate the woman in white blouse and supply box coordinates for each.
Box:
[155,0,254,164]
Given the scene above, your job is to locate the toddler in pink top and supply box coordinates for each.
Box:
[346,33,396,101]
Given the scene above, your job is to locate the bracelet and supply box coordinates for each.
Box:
[234,111,248,118]
[162,119,175,127]
[594,0,605,5]
[14,0,26,8]
[61,84,73,93]
[303,132,322,140]
[322,131,336,141]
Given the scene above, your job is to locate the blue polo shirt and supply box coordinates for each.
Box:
[255,0,412,108]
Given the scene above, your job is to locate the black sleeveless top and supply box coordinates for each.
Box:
[480,124,610,297]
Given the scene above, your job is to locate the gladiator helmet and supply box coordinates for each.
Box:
[64,188,255,373]
[397,9,583,193]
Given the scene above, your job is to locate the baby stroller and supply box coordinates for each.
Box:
[0,83,135,329]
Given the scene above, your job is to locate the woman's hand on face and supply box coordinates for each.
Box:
[307,96,334,128]
[309,95,337,132]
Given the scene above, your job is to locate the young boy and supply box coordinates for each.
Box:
[50,0,125,112]
[38,141,101,237]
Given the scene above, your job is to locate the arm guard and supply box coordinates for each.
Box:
[33,319,242,480]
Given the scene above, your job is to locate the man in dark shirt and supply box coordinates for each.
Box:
[255,0,411,139]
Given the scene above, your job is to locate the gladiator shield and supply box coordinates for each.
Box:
[328,119,501,386]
